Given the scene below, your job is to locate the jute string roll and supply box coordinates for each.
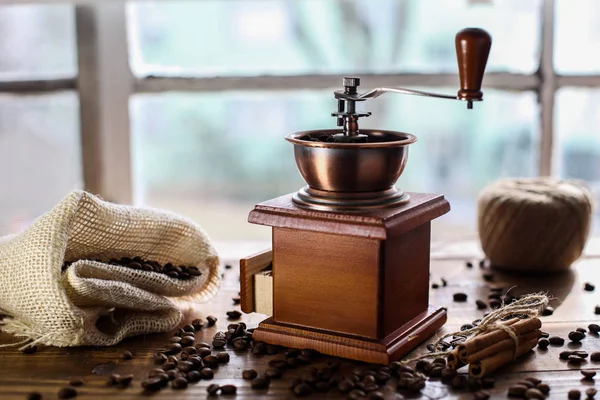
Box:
[478,178,593,272]
[401,293,548,365]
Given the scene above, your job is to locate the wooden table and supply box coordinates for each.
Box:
[0,244,598,399]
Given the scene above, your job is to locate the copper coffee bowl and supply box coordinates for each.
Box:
[285,129,417,211]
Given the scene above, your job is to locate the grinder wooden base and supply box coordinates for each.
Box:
[242,192,450,364]
[253,306,447,364]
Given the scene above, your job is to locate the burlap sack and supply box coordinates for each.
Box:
[0,190,219,347]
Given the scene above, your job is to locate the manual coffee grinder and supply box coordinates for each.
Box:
[240,28,491,364]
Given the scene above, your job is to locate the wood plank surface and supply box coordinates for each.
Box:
[0,247,598,399]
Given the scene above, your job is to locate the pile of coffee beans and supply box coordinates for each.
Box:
[62,256,201,281]
[507,376,550,399]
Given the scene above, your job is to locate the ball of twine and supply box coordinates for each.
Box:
[478,178,594,272]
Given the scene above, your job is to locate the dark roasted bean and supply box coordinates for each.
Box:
[541,306,554,316]
[206,383,220,395]
[180,336,194,347]
[176,360,194,373]
[216,352,230,363]
[338,378,354,393]
[560,350,574,359]
[171,377,188,389]
[368,391,385,400]
[252,342,267,355]
[154,352,168,364]
[441,368,457,381]
[57,387,77,399]
[453,292,468,302]
[186,370,201,383]
[268,359,287,369]
[212,338,227,349]
[586,388,597,398]
[115,374,133,387]
[206,315,217,326]
[22,345,38,354]
[581,369,596,379]
[191,318,204,330]
[489,299,501,309]
[474,391,490,400]
[525,388,544,399]
[568,355,585,364]
[524,377,541,385]
[595,305,600,315]
[481,377,495,388]
[577,327,587,334]
[284,348,300,358]
[267,344,279,355]
[242,369,258,380]
[466,261,473,268]
[537,338,549,349]
[549,336,565,345]
[197,348,212,358]
[568,389,581,399]
[482,272,494,281]
[251,376,270,389]
[569,330,585,342]
[476,300,488,309]
[518,380,534,388]
[232,296,240,305]
[165,343,182,355]
[461,324,473,331]
[141,377,162,391]
[431,283,439,289]
[588,323,600,334]
[168,336,181,343]
[540,331,550,338]
[294,382,313,396]
[69,378,84,387]
[508,384,528,397]
[536,383,550,394]
[591,351,600,361]
[266,367,283,379]
[27,393,42,400]
[226,310,242,320]
[584,282,595,291]
[348,389,367,399]
[162,361,176,370]
[221,384,237,395]
[200,367,214,379]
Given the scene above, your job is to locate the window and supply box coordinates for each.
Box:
[2,0,599,245]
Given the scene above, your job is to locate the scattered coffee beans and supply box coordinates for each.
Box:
[568,389,581,399]
[226,310,242,320]
[453,292,468,302]
[476,300,488,310]
[242,369,258,380]
[537,338,549,349]
[206,315,218,326]
[206,383,220,395]
[581,369,596,380]
[569,330,585,343]
[58,387,77,399]
[548,336,565,345]
[584,282,595,291]
[221,384,237,395]
[121,350,132,360]
[588,323,600,334]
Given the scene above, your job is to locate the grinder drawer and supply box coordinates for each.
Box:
[240,249,273,316]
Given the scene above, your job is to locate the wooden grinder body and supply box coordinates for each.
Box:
[241,192,450,364]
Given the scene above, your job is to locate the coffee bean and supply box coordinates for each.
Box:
[429,366,443,378]
[203,355,219,368]
[184,370,200,383]
[180,336,194,347]
[474,391,490,400]
[536,383,550,394]
[58,387,77,399]
[169,376,186,389]
[489,299,501,309]
[568,355,585,364]
[568,389,581,399]
[166,370,181,380]
[508,384,528,397]
[348,389,367,399]
[177,360,194,373]
[251,376,270,389]
[141,377,161,391]
[232,296,240,305]
[549,336,564,345]
[441,278,448,287]
[212,338,227,349]
[268,359,287,369]
[267,344,279,355]
[206,383,220,395]
[431,283,439,289]
[189,319,204,331]
[461,324,474,331]
[540,331,549,338]
[541,306,554,316]
[537,338,549,349]
[577,327,587,334]
[226,310,242,320]
[168,336,181,343]
[206,315,217,326]
[453,292,468,302]
[574,350,588,357]
[27,393,42,400]
[581,369,596,379]
[591,352,600,361]
[482,272,494,282]
[586,388,597,398]
[165,343,182,355]
[220,384,236,395]
[336,378,354,393]
[525,388,544,399]
[265,367,283,379]
[368,391,384,400]
[216,352,230,363]
[569,330,585,342]
[162,361,177,370]
[584,282,595,291]
[252,342,267,355]
[560,351,574,360]
[241,369,257,380]
[466,261,473,268]
[293,382,313,396]
[518,380,534,388]
[476,300,488,309]
[121,350,132,360]
[200,367,214,379]
[69,378,84,387]
[595,305,600,315]
[22,345,38,354]
[588,323,600,334]
[115,374,133,387]
[108,374,121,385]
[154,352,168,364]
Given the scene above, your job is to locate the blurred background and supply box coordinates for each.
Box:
[1,0,599,248]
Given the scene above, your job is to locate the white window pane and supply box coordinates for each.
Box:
[131,88,538,241]
[0,5,76,79]
[0,93,82,236]
[127,0,540,76]
[555,0,600,74]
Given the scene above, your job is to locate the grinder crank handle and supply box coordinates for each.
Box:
[455,28,492,108]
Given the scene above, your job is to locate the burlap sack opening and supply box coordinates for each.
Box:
[0,190,220,347]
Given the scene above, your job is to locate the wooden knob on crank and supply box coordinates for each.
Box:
[455,28,492,103]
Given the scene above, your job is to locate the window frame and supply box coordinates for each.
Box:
[1,0,600,204]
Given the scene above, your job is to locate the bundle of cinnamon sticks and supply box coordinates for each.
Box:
[446,317,542,377]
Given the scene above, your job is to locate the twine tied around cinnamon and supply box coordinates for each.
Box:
[401,292,549,365]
